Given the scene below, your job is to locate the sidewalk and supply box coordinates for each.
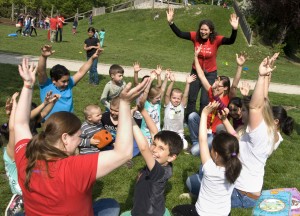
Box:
[1,52,299,95]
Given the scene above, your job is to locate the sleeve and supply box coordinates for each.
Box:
[100,83,111,109]
[169,23,191,40]
[221,29,237,45]
[148,160,165,181]
[66,153,99,192]
[78,123,91,148]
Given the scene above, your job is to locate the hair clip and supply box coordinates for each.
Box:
[231,152,237,157]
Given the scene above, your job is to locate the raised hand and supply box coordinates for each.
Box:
[150,70,157,80]
[168,71,175,82]
[218,108,229,121]
[41,45,55,57]
[5,92,19,115]
[133,62,141,73]
[186,74,197,84]
[202,101,220,116]
[92,48,104,59]
[166,7,174,23]
[155,65,162,76]
[236,51,247,66]
[195,44,202,57]
[229,13,239,30]
[239,81,251,96]
[259,56,276,76]
[119,78,150,104]
[18,58,37,87]
[269,52,280,68]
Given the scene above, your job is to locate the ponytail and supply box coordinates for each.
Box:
[24,111,81,191]
[212,132,242,184]
[272,106,294,136]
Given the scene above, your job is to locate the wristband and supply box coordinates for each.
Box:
[24,83,33,89]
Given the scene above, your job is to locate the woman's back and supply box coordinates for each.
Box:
[15,139,99,215]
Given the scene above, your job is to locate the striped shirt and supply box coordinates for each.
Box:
[79,121,103,155]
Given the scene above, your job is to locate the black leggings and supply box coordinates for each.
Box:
[172,204,231,216]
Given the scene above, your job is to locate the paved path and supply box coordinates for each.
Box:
[1,52,300,95]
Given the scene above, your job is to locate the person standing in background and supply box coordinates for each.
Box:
[49,15,58,43]
[56,14,65,42]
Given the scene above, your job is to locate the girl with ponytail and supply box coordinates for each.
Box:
[272,105,294,150]
[172,101,242,216]
[14,58,150,216]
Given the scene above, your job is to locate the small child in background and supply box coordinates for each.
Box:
[163,72,196,150]
[121,103,183,216]
[139,68,168,145]
[100,64,126,110]
[78,104,103,154]
[172,102,242,216]
[94,29,99,39]
[99,28,106,48]
[83,27,100,85]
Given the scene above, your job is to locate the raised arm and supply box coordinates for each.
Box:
[155,65,162,87]
[199,102,219,164]
[40,93,60,119]
[6,92,19,160]
[37,45,55,85]
[264,53,279,98]
[219,109,239,139]
[166,7,191,40]
[133,61,141,86]
[133,103,158,170]
[164,72,174,106]
[139,71,156,105]
[194,46,211,91]
[160,69,170,101]
[249,56,276,130]
[221,13,239,45]
[73,48,103,84]
[229,52,247,98]
[182,74,197,107]
[96,78,150,178]
[15,59,37,144]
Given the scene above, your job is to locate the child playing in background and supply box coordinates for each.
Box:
[99,28,106,47]
[121,103,183,216]
[139,69,168,145]
[84,27,100,85]
[163,72,196,150]
[172,102,242,216]
[100,64,126,110]
[78,104,103,154]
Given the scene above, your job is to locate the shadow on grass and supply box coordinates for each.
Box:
[294,121,300,135]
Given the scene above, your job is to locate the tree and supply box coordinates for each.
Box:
[249,0,300,55]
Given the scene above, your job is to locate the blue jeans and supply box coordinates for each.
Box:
[185,68,217,121]
[188,112,214,156]
[87,57,99,85]
[230,189,257,208]
[93,198,120,216]
[186,164,203,196]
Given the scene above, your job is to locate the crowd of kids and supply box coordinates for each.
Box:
[2,6,295,216]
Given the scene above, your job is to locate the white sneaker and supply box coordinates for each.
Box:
[5,194,24,216]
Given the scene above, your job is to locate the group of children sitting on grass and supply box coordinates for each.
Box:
[2,43,295,216]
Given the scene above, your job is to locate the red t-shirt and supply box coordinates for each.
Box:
[57,16,65,28]
[15,139,99,215]
[207,87,229,133]
[190,32,224,73]
[50,17,58,30]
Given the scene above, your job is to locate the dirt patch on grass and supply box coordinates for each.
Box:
[0,18,14,26]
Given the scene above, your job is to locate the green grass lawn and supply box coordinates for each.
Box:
[0,5,299,85]
[0,63,299,215]
[0,4,299,215]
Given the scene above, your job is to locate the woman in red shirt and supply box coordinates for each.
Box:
[166,7,239,121]
[14,58,149,216]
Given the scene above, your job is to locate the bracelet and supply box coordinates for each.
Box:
[24,83,33,89]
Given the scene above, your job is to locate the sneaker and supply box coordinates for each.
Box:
[5,194,24,216]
